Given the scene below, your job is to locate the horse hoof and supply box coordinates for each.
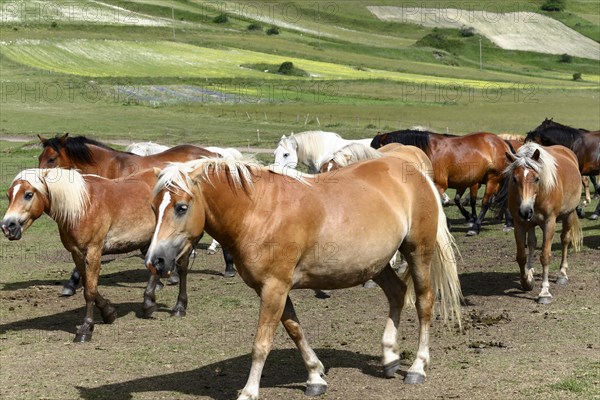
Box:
[156,281,165,291]
[305,384,327,397]
[383,360,400,378]
[143,305,157,319]
[503,226,514,233]
[74,333,92,343]
[60,286,76,297]
[556,276,568,285]
[466,221,475,228]
[404,372,425,384]
[590,214,599,220]
[537,296,553,305]
[102,311,117,325]
[171,308,187,317]
[167,276,179,285]
[223,270,236,278]
[362,280,378,289]
[466,230,478,237]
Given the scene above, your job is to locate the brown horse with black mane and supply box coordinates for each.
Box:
[371,130,511,235]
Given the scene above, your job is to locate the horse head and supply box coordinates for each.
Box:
[273,134,299,169]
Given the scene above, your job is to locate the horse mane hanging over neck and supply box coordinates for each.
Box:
[291,131,342,163]
[377,130,434,152]
[41,135,115,165]
[526,119,584,148]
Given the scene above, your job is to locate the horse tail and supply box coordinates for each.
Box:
[402,175,462,329]
[570,213,583,252]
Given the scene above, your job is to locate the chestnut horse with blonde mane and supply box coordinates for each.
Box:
[0,168,190,341]
[145,157,462,399]
[503,143,583,304]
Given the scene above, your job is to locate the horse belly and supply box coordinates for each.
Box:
[103,223,153,254]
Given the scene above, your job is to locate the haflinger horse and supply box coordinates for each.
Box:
[525,119,600,215]
[0,168,191,342]
[36,133,237,288]
[145,156,462,400]
[371,130,511,235]
[503,143,583,304]
[273,131,372,173]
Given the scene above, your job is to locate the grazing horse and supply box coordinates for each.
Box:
[0,168,190,342]
[371,130,511,235]
[145,157,462,399]
[36,134,237,288]
[503,143,583,304]
[273,131,372,173]
[525,119,600,214]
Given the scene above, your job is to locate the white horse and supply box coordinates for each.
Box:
[125,141,170,156]
[273,131,372,173]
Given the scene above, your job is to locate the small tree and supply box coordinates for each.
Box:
[278,62,295,75]
[266,26,280,35]
[572,72,582,81]
[247,22,262,31]
[541,0,566,12]
[559,53,572,63]
[213,13,229,23]
[459,25,475,37]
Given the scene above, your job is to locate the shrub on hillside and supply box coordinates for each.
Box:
[213,13,229,23]
[541,0,566,12]
[266,26,280,35]
[247,22,262,31]
[559,53,572,63]
[459,26,475,37]
[415,29,463,54]
[572,72,582,81]
[277,61,308,77]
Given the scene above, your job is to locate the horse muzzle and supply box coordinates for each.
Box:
[518,206,534,222]
[145,244,177,278]
[1,218,23,241]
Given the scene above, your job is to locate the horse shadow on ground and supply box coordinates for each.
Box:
[458,271,547,305]
[0,300,171,336]
[76,348,383,400]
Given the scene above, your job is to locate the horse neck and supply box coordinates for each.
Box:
[88,145,138,178]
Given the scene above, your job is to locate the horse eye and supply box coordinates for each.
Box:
[175,204,188,216]
[24,192,34,201]
[47,157,56,164]
[283,153,290,158]
[534,176,540,183]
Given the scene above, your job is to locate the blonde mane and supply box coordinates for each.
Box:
[155,158,312,196]
[498,133,525,142]
[505,142,558,192]
[13,168,89,227]
[327,143,382,168]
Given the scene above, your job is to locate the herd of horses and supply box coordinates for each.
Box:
[1,118,598,400]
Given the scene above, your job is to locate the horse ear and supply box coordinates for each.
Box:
[280,135,286,139]
[59,133,69,144]
[153,167,162,177]
[531,149,541,161]
[505,151,516,163]
[37,134,47,143]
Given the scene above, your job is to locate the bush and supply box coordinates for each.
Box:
[213,13,228,23]
[266,26,280,35]
[415,31,464,54]
[50,21,58,28]
[459,25,475,37]
[278,62,295,75]
[572,72,582,81]
[541,0,565,12]
[247,22,262,31]
[559,53,572,63]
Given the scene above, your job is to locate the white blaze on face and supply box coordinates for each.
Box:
[10,183,22,203]
[523,170,529,179]
[148,191,171,257]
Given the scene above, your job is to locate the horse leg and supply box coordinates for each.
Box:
[402,245,434,384]
[591,175,599,199]
[207,239,219,255]
[166,264,180,285]
[582,176,591,206]
[60,266,81,296]
[372,264,407,378]
[238,280,289,400]
[280,296,327,396]
[557,212,577,285]
[469,185,478,224]
[223,247,236,277]
[537,220,556,304]
[515,225,535,291]
[591,200,600,220]
[142,273,160,318]
[467,179,500,236]
[453,189,472,223]
[172,253,189,317]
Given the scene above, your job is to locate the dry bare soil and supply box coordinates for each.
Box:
[0,218,599,400]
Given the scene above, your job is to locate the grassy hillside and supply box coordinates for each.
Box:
[0,0,598,146]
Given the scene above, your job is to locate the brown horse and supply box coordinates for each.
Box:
[504,143,583,304]
[38,133,215,177]
[371,130,511,235]
[37,134,236,291]
[0,168,190,341]
[145,157,462,399]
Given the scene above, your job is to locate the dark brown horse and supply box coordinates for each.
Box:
[37,134,236,294]
[525,119,600,216]
[371,130,511,235]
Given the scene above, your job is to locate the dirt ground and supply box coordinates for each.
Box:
[0,217,599,400]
